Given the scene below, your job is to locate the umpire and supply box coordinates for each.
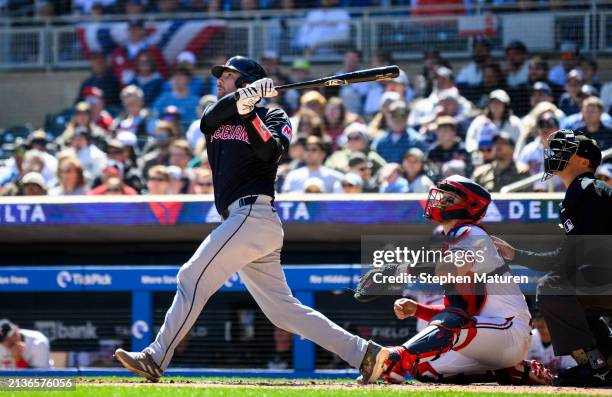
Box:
[494,129,612,387]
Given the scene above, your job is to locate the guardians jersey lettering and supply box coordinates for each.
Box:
[210,125,250,143]
[199,93,291,213]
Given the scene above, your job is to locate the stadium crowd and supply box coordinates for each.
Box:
[1,34,612,197]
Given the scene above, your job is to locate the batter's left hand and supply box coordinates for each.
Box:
[249,78,278,98]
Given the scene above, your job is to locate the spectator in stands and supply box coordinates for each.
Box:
[575,96,612,151]
[155,0,181,12]
[372,100,427,164]
[59,102,106,149]
[560,87,612,130]
[0,149,45,196]
[69,128,107,183]
[378,163,409,193]
[361,51,398,117]
[427,116,469,176]
[277,134,307,192]
[77,51,121,106]
[146,165,171,194]
[322,97,360,150]
[504,40,529,88]
[260,50,290,91]
[530,81,555,109]
[99,139,143,192]
[595,163,612,188]
[140,120,179,176]
[73,0,116,14]
[465,89,521,153]
[409,67,472,131]
[284,59,312,113]
[472,132,529,192]
[401,148,434,193]
[166,165,187,194]
[186,95,216,152]
[190,168,214,194]
[548,41,579,87]
[82,86,113,133]
[346,153,378,193]
[558,69,583,115]
[366,91,399,138]
[291,106,323,137]
[129,51,165,107]
[303,177,325,193]
[473,62,506,109]
[456,36,492,87]
[153,66,201,131]
[112,85,154,141]
[20,172,47,196]
[26,130,58,184]
[516,101,565,157]
[325,122,385,176]
[125,0,145,14]
[162,51,213,98]
[48,156,89,196]
[0,319,52,369]
[341,173,363,194]
[100,176,129,195]
[517,111,564,191]
[528,313,576,374]
[470,120,497,167]
[579,58,600,91]
[297,0,350,55]
[110,19,167,85]
[335,49,370,114]
[282,136,343,193]
[90,161,138,195]
[169,140,193,171]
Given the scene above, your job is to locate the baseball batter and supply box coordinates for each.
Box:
[114,56,389,383]
[380,175,552,385]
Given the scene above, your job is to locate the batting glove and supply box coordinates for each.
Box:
[236,96,260,116]
[248,78,278,98]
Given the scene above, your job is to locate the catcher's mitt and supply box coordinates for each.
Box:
[354,263,405,303]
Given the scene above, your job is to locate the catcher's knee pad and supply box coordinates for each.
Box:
[403,307,476,364]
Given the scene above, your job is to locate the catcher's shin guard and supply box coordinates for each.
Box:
[381,308,476,382]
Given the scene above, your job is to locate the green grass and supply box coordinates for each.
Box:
[0,377,590,397]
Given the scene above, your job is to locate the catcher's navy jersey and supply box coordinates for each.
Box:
[200,94,292,213]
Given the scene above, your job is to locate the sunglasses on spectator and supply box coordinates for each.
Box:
[480,147,494,152]
[537,121,557,129]
[107,149,123,155]
[60,167,76,174]
[355,166,369,172]
[342,182,356,188]
[149,177,169,182]
[347,135,363,141]
[196,181,213,187]
[106,188,123,193]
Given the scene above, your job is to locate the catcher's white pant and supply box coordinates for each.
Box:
[146,195,368,370]
[419,314,532,377]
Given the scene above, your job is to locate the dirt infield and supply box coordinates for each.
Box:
[78,378,612,396]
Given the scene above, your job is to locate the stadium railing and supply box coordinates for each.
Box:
[0,3,610,70]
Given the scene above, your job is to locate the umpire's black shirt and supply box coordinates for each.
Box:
[200,94,291,214]
[513,172,612,282]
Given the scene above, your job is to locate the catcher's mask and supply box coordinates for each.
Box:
[543,129,601,181]
[424,175,491,223]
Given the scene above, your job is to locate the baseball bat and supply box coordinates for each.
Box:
[233,65,400,100]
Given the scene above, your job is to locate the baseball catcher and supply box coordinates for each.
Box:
[355,175,553,385]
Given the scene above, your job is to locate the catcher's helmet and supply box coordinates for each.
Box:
[543,129,601,181]
[211,56,267,88]
[424,175,491,223]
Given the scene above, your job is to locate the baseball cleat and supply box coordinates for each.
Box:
[553,364,612,387]
[114,348,163,382]
[358,340,391,384]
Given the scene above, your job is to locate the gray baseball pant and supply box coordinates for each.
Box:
[146,195,368,370]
